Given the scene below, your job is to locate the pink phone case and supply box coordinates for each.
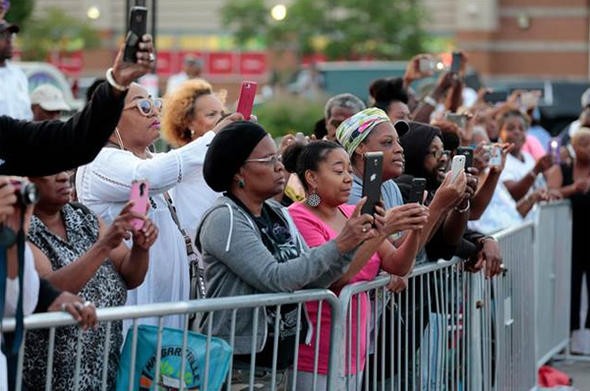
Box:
[236,81,257,120]
[129,179,149,230]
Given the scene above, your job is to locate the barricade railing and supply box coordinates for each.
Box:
[335,258,465,391]
[1,201,574,390]
[2,289,342,391]
[491,221,537,391]
[534,200,572,366]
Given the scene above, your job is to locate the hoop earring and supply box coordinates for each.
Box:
[114,127,125,150]
[306,191,321,207]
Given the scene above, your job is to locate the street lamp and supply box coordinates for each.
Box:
[87,6,100,20]
[271,4,287,21]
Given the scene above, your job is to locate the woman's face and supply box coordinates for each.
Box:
[189,93,224,138]
[387,101,410,122]
[573,133,590,162]
[499,115,527,153]
[423,136,448,184]
[311,148,353,207]
[240,135,286,199]
[117,84,161,148]
[360,122,404,180]
[30,171,72,208]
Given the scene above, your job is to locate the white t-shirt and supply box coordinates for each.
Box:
[500,151,547,194]
[0,62,32,120]
[1,244,40,391]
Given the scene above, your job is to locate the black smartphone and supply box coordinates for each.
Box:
[408,177,426,204]
[456,146,474,170]
[450,51,462,74]
[361,152,383,216]
[123,3,148,63]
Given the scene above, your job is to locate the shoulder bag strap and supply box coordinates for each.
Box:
[162,191,206,300]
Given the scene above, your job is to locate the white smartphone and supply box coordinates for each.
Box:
[450,155,465,182]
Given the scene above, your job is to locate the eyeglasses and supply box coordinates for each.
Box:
[428,149,446,160]
[124,98,163,117]
[245,154,283,166]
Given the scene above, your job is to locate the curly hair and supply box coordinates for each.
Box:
[161,78,226,148]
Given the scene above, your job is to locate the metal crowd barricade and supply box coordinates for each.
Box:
[334,258,466,391]
[3,289,342,391]
[490,221,537,391]
[534,200,572,366]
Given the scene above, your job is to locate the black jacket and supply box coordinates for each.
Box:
[0,82,125,176]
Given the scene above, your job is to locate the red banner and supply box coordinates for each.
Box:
[239,52,267,75]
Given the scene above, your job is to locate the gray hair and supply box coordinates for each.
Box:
[324,93,366,119]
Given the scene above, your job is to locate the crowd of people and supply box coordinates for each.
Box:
[1,8,589,391]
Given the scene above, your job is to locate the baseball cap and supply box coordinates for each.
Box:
[0,20,19,34]
[30,84,70,112]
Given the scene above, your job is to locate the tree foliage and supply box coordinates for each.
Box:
[4,0,35,27]
[221,0,430,60]
[18,7,100,61]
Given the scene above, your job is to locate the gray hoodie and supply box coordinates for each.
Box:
[195,196,353,354]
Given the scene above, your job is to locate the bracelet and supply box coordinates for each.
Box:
[454,199,470,213]
[105,67,129,92]
[423,95,437,107]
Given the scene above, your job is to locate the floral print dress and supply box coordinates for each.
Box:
[23,203,127,391]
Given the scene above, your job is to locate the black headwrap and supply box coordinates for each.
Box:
[203,121,268,192]
[399,121,442,181]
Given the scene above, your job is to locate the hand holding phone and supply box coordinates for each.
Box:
[236,81,257,120]
[450,51,462,74]
[456,146,474,170]
[129,179,149,230]
[450,155,466,182]
[123,3,148,64]
[361,152,384,216]
[408,178,427,204]
[445,112,467,129]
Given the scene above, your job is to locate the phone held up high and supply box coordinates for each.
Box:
[456,146,474,170]
[548,137,561,165]
[129,179,149,230]
[450,51,462,74]
[236,81,257,120]
[361,152,383,216]
[123,1,148,63]
[408,177,427,205]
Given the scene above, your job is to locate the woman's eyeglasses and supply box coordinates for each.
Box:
[245,154,283,166]
[428,149,449,160]
[124,98,163,117]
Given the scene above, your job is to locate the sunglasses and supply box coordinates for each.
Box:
[124,98,163,116]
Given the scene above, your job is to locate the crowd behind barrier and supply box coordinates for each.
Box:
[0,201,573,390]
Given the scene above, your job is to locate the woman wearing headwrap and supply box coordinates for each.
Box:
[195,121,376,389]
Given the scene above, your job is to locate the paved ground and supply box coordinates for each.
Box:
[551,357,590,390]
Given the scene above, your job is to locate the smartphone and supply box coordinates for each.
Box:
[456,146,474,170]
[129,179,149,230]
[445,112,467,128]
[450,155,465,182]
[123,3,148,63]
[484,90,508,104]
[361,152,383,216]
[487,144,503,167]
[408,177,427,204]
[419,57,433,73]
[236,81,257,120]
[450,51,462,74]
[548,137,561,165]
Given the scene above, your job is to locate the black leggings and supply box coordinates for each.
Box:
[570,255,590,331]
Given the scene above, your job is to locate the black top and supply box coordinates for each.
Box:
[560,162,590,253]
[0,82,125,176]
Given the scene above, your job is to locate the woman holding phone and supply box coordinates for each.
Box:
[285,139,428,390]
[195,121,375,389]
[22,170,158,390]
